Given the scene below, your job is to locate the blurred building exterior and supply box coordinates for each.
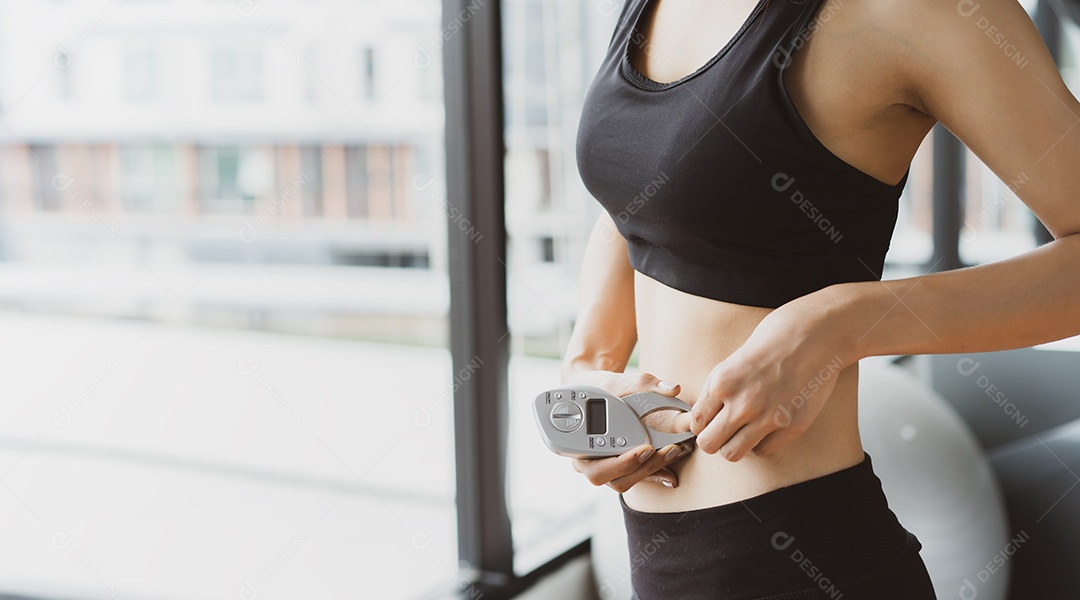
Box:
[0,0,618,351]
[0,0,439,263]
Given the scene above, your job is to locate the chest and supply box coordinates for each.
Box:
[629,0,765,86]
[608,0,917,190]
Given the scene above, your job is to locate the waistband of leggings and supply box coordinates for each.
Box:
[619,451,881,529]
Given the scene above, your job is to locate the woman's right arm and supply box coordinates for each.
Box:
[560,212,694,492]
[561,211,639,381]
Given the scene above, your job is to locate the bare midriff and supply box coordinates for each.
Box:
[621,271,865,513]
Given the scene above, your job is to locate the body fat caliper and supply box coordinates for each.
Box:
[533,384,696,458]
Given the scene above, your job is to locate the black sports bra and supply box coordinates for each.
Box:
[575,0,909,309]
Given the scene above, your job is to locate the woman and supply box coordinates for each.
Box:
[562,0,1080,597]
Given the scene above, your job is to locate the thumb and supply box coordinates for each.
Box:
[607,373,679,397]
[653,379,680,396]
[672,411,693,433]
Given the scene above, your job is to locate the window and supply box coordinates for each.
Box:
[210,48,264,103]
[537,148,553,209]
[120,145,180,210]
[298,145,324,217]
[123,49,158,103]
[29,144,61,211]
[361,46,377,102]
[539,236,555,263]
[304,45,319,103]
[344,145,369,218]
[54,49,73,100]
[417,36,441,103]
[198,146,271,212]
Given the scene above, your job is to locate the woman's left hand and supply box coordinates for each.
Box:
[689,290,854,461]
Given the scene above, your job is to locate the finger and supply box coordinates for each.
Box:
[641,407,689,433]
[672,410,693,433]
[690,394,724,437]
[576,444,656,486]
[608,468,673,492]
[696,405,754,454]
[606,444,690,492]
[749,427,798,457]
[645,468,678,488]
[718,419,774,462]
[608,372,680,398]
[606,444,692,492]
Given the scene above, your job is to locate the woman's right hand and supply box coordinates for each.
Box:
[563,370,695,493]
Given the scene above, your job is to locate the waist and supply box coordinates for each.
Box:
[626,271,863,512]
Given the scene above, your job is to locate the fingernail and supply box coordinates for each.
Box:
[648,474,676,488]
[638,447,655,463]
[665,445,683,460]
[658,380,676,390]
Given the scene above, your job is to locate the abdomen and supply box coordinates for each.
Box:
[623,271,865,512]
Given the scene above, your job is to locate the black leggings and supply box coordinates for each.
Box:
[621,453,938,600]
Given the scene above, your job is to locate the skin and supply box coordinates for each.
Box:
[562,0,1080,512]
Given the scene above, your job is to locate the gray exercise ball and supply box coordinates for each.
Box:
[591,359,1010,600]
[858,358,1009,600]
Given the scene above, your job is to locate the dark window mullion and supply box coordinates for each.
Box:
[442,0,515,589]
[1034,0,1061,246]
[930,123,965,272]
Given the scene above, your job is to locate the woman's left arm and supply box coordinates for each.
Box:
[692,0,1080,459]
[838,0,1080,357]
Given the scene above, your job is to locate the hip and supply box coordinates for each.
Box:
[621,452,937,600]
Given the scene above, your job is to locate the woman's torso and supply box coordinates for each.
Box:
[611,0,936,512]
